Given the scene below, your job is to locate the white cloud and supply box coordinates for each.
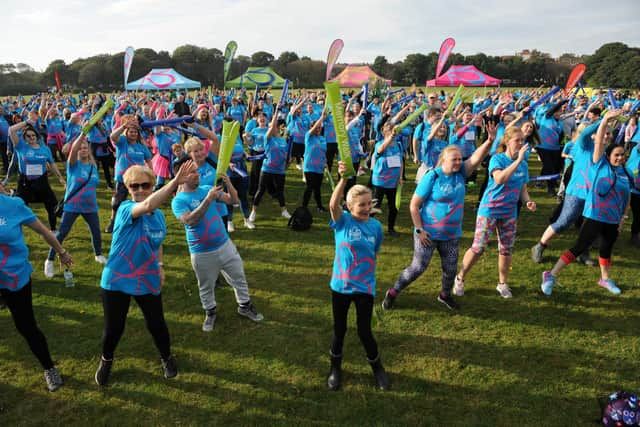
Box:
[1,0,638,71]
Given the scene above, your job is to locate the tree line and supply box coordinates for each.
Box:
[0,42,637,95]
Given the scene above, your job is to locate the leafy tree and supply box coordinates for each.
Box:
[251,51,275,67]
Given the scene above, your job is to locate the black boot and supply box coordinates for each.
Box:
[368,355,390,390]
[327,352,342,391]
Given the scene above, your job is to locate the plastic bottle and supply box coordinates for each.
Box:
[63,269,75,288]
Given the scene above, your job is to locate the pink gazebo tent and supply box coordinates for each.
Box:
[329,65,391,88]
[426,65,501,87]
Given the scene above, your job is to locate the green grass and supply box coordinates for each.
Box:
[1,157,639,426]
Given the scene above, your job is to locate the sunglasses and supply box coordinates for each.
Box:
[25,133,37,139]
[129,182,152,191]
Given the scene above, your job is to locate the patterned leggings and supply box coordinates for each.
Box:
[393,236,459,296]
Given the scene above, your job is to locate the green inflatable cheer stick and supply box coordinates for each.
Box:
[82,99,114,135]
[215,120,240,182]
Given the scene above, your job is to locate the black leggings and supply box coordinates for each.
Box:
[631,193,640,235]
[16,174,58,230]
[568,218,619,261]
[248,150,264,196]
[0,281,54,369]
[330,291,378,360]
[372,185,398,231]
[303,172,324,208]
[91,144,114,187]
[326,143,338,172]
[537,148,562,191]
[252,172,285,207]
[101,289,171,360]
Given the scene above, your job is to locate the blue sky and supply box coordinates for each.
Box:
[3,0,639,71]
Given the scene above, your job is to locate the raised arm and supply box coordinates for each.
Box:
[593,109,622,164]
[266,103,281,139]
[329,161,349,223]
[464,121,497,175]
[131,160,196,218]
[67,133,87,166]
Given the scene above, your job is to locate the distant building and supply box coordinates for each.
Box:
[515,49,553,62]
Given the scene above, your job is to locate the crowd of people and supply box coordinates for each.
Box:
[0,84,638,392]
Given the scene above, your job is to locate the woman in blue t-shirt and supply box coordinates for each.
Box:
[249,105,291,223]
[44,135,104,278]
[455,126,537,299]
[9,119,66,231]
[541,110,632,296]
[95,160,195,386]
[628,136,640,247]
[326,161,390,391]
[371,117,403,235]
[382,123,497,311]
[0,189,73,391]
[302,110,328,211]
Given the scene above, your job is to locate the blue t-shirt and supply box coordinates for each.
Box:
[415,166,467,240]
[65,122,82,144]
[583,156,631,224]
[114,136,152,183]
[627,145,640,196]
[15,139,53,177]
[100,201,166,295]
[565,122,599,199]
[303,132,326,174]
[372,140,402,189]
[329,212,383,296]
[46,117,63,136]
[423,138,448,169]
[287,113,310,143]
[64,161,99,213]
[562,141,574,170]
[324,114,336,143]
[478,153,529,219]
[0,196,36,291]
[171,186,229,254]
[413,122,431,163]
[249,127,268,152]
[0,115,9,142]
[537,114,563,151]
[155,130,179,159]
[261,136,288,175]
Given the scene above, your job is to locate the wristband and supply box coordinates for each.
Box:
[415,228,422,234]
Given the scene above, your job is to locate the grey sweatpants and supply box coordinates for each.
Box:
[190,240,251,311]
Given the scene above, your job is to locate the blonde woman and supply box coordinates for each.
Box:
[95,161,195,386]
[44,135,104,278]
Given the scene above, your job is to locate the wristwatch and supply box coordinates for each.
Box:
[415,228,422,234]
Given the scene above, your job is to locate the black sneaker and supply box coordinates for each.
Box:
[437,293,459,311]
[381,290,396,310]
[317,206,327,212]
[162,355,178,379]
[0,294,6,310]
[237,302,264,322]
[44,367,63,392]
[104,219,114,234]
[202,308,217,332]
[95,357,113,386]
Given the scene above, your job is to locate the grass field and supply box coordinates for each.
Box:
[1,157,639,426]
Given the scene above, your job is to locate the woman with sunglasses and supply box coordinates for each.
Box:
[8,118,66,231]
[0,181,74,391]
[541,110,632,295]
[95,160,196,386]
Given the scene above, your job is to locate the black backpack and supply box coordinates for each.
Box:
[288,206,313,231]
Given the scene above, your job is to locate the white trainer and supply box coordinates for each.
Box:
[44,260,55,278]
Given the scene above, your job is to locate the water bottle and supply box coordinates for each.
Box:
[63,269,75,288]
